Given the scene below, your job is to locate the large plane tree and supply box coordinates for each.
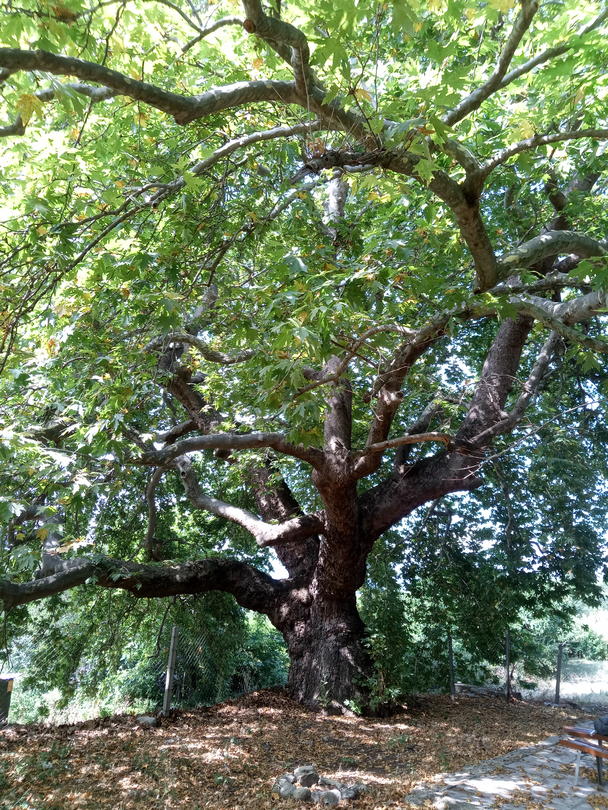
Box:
[1,0,607,711]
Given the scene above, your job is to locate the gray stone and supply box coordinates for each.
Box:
[273,776,296,797]
[279,782,296,799]
[340,783,366,799]
[594,716,608,736]
[293,787,313,801]
[318,777,341,788]
[320,789,341,806]
[299,771,320,787]
[294,765,316,779]
[136,715,158,728]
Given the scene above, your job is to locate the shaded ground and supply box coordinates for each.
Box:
[0,689,598,809]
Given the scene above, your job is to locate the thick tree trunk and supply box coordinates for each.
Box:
[278,591,372,713]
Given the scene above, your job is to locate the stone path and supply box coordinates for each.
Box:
[402,735,608,809]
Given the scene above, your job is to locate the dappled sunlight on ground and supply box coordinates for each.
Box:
[0,689,594,809]
[402,739,607,809]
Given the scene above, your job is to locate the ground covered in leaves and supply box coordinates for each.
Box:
[0,688,589,809]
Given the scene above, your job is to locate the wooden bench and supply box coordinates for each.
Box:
[559,725,608,785]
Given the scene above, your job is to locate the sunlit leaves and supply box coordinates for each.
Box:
[15,93,45,126]
[487,0,516,11]
[0,0,606,609]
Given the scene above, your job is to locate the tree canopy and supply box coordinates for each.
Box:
[0,0,607,711]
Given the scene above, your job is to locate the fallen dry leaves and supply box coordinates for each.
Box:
[0,689,589,810]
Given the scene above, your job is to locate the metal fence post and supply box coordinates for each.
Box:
[555,641,566,705]
[162,625,179,715]
[447,631,456,701]
[505,628,511,701]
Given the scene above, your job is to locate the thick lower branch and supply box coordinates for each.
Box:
[0,556,283,614]
[144,467,165,560]
[360,450,483,542]
[469,330,561,446]
[247,461,320,579]
[457,315,534,441]
[322,356,353,454]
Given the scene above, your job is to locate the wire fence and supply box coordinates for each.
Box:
[3,608,289,725]
[151,623,263,713]
[5,601,606,725]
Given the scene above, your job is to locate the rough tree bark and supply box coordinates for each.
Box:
[280,593,370,712]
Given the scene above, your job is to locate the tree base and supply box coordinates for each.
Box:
[281,594,375,715]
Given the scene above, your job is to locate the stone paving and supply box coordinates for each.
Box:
[402,735,608,809]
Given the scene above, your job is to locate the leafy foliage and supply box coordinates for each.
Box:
[6,592,287,722]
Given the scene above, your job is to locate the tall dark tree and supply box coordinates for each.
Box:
[0,0,607,711]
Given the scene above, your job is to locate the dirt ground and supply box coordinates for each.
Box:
[0,689,589,810]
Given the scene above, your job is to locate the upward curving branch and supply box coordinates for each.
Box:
[444,0,539,126]
[175,457,324,547]
[479,128,608,178]
[354,309,458,478]
[498,7,608,89]
[182,16,243,54]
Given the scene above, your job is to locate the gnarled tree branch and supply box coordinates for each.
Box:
[139,430,324,468]
[145,332,255,365]
[0,556,284,614]
[444,0,539,126]
[175,457,324,547]
[497,231,607,278]
[0,48,301,124]
[242,0,312,95]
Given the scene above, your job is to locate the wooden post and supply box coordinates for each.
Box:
[555,641,565,706]
[448,630,456,701]
[0,677,14,725]
[162,625,178,716]
[505,628,511,701]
